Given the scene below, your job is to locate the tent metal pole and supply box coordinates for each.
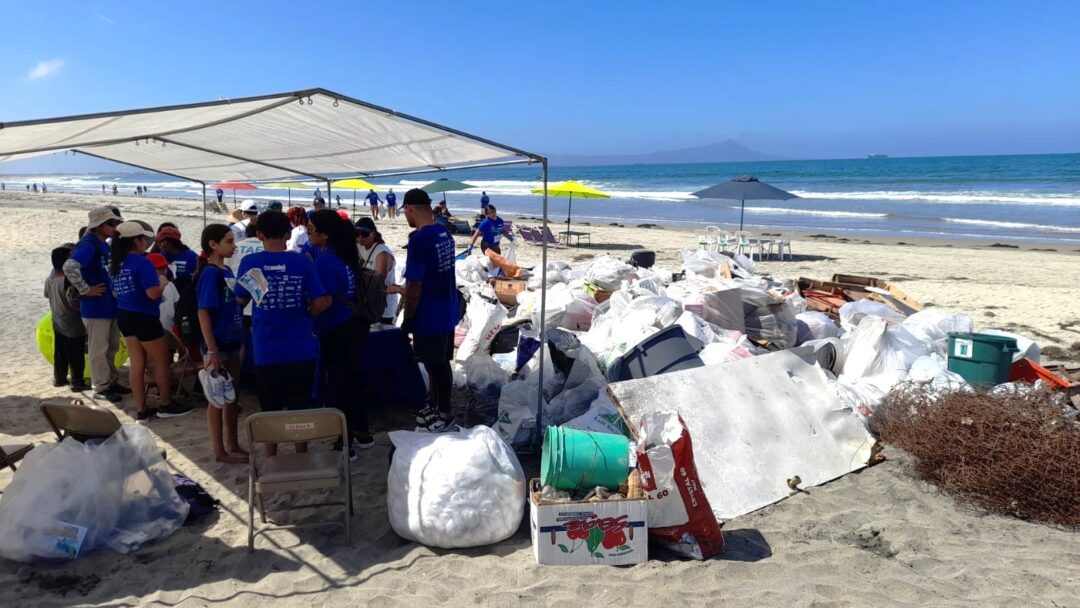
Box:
[535,159,549,451]
[201,183,207,228]
[326,180,332,207]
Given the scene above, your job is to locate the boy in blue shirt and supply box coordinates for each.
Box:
[385,188,397,219]
[365,189,382,220]
[233,211,330,453]
[397,189,460,432]
[469,205,507,255]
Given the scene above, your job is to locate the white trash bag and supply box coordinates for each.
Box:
[0,424,188,561]
[455,295,507,364]
[387,426,525,549]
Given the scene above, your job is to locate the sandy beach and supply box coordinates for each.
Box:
[1,190,1078,608]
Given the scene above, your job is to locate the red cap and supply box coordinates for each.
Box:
[146,253,169,269]
[336,209,350,220]
[155,226,182,242]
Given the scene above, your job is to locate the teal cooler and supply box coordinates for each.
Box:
[947,332,1018,388]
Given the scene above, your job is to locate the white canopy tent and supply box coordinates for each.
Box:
[0,87,553,445]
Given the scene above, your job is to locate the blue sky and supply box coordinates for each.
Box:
[1,0,1078,161]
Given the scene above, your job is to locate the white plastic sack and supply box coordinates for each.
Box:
[586,255,636,291]
[740,286,799,348]
[561,292,597,331]
[839,300,906,333]
[455,296,507,364]
[463,353,510,397]
[981,329,1040,364]
[901,309,974,354]
[387,426,525,549]
[564,393,631,436]
[840,317,931,380]
[796,311,842,344]
[0,424,188,561]
[699,341,754,366]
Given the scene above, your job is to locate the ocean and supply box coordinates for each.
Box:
[3,153,1078,245]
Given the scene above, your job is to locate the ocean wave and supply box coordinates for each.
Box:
[741,206,889,219]
[944,218,1080,233]
[791,190,1080,207]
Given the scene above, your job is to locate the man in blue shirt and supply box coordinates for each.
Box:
[398,188,460,433]
[233,211,330,451]
[216,188,224,204]
[63,206,128,402]
[469,205,507,255]
[365,189,382,220]
[480,191,490,212]
[385,188,398,219]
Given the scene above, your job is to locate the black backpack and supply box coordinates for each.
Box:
[344,248,387,323]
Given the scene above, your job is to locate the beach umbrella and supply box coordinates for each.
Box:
[420,178,474,203]
[266,180,307,205]
[691,176,798,230]
[332,178,379,217]
[210,182,257,206]
[530,180,611,237]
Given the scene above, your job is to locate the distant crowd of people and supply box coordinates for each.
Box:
[47,187,464,464]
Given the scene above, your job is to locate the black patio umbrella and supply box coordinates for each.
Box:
[691,176,799,230]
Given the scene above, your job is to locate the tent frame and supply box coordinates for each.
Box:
[2,88,552,450]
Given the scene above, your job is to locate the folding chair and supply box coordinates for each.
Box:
[0,442,33,474]
[540,226,564,248]
[40,399,167,458]
[704,226,721,252]
[246,409,353,551]
[163,330,198,400]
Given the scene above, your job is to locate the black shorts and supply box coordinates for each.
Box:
[256,359,316,412]
[480,241,501,255]
[117,309,165,342]
[413,332,454,366]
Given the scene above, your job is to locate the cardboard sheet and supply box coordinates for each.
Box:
[608,350,875,520]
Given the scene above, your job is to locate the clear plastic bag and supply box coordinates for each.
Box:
[0,424,188,561]
[387,426,525,549]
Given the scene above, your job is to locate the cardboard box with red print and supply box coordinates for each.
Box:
[529,479,648,566]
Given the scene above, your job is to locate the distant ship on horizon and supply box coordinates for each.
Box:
[866,154,889,159]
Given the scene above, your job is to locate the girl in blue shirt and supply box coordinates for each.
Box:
[110,221,192,421]
[308,210,374,450]
[195,223,247,463]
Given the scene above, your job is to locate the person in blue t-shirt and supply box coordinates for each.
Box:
[110,221,192,421]
[195,223,248,464]
[385,188,398,219]
[233,211,330,454]
[395,189,460,433]
[480,191,490,212]
[365,189,383,220]
[308,210,374,452]
[469,205,508,255]
[216,188,225,204]
[154,225,198,288]
[65,206,127,402]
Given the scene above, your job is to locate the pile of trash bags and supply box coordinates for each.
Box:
[447,248,1040,445]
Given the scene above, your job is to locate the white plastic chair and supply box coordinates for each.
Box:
[772,233,793,261]
[704,226,721,252]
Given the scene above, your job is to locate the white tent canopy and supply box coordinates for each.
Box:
[0,88,541,182]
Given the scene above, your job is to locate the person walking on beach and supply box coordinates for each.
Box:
[469,204,506,255]
[216,187,224,205]
[65,207,128,403]
[356,217,399,324]
[385,188,397,219]
[195,223,248,463]
[42,183,47,193]
[480,191,489,212]
[308,210,375,456]
[112,184,119,196]
[233,210,330,455]
[46,244,89,392]
[396,188,459,433]
[101,185,106,194]
[110,221,192,420]
[32,183,38,193]
[365,189,382,219]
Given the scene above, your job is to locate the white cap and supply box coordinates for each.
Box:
[240,199,259,213]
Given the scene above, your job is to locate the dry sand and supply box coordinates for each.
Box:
[0,190,1078,607]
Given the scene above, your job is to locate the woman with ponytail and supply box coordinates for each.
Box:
[110,221,192,420]
[308,209,373,454]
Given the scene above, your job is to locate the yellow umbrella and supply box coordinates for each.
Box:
[266,180,309,205]
[531,180,611,236]
[332,178,380,216]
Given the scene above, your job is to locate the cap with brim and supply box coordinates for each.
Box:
[267,201,283,211]
[403,188,432,206]
[355,217,377,235]
[87,206,123,229]
[155,226,182,242]
[240,199,259,213]
[146,253,169,269]
[115,221,156,239]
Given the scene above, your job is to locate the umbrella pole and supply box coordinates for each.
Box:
[566,193,573,239]
[353,190,357,219]
[326,180,332,207]
[536,159,550,452]
[739,198,746,231]
[288,188,291,205]
[201,183,207,228]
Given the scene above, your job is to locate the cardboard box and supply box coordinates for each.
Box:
[494,278,527,307]
[529,479,648,566]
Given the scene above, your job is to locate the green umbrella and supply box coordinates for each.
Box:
[420,178,474,202]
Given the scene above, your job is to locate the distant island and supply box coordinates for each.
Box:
[867,154,889,159]
[550,139,785,167]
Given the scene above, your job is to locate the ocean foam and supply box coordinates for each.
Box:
[741,206,888,219]
[791,190,1080,207]
[943,218,1080,233]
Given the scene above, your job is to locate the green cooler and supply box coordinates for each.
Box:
[947,332,1018,388]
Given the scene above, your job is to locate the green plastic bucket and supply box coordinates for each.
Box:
[947,332,1018,388]
[540,426,630,491]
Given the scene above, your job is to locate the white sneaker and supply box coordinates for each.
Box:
[416,415,460,434]
[198,369,227,408]
[220,370,236,403]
